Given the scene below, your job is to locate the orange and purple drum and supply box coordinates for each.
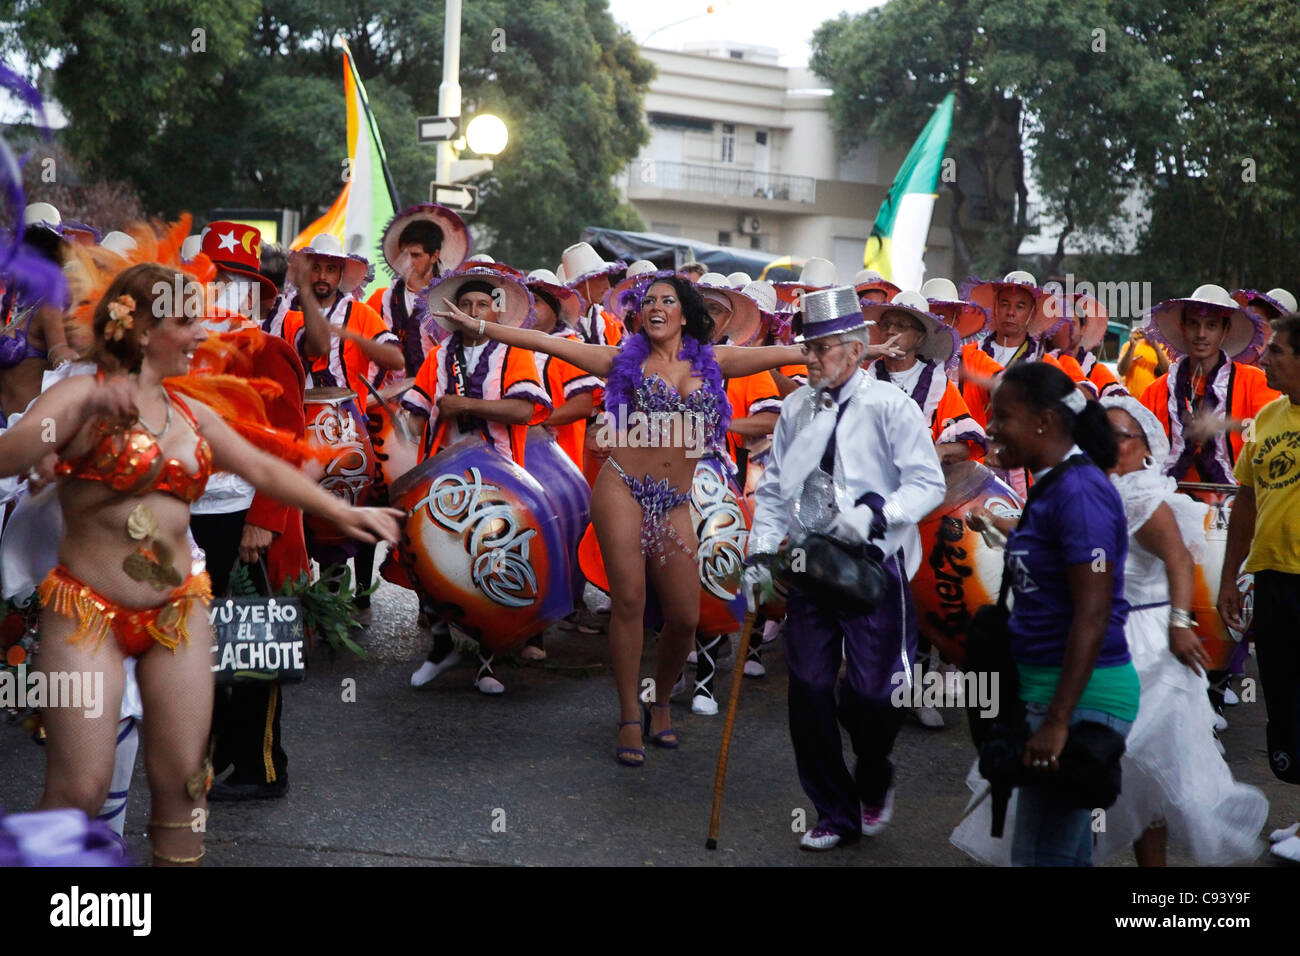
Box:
[525,427,591,602]
[1178,483,1247,671]
[364,380,420,505]
[302,387,375,547]
[910,461,1024,666]
[390,437,573,654]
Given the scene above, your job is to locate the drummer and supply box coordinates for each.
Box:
[527,269,601,469]
[861,291,986,466]
[365,204,472,385]
[404,266,552,694]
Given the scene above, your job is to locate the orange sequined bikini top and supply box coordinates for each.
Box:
[55,380,213,503]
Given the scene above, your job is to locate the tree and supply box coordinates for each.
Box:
[2,0,654,268]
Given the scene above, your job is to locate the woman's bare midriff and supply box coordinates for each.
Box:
[608,443,698,498]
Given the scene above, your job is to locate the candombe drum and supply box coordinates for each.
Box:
[302,388,375,548]
[693,458,754,637]
[365,381,420,503]
[910,461,1025,666]
[390,437,573,654]
[1178,483,1247,671]
[524,426,591,602]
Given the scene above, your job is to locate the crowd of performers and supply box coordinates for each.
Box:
[2,188,1300,868]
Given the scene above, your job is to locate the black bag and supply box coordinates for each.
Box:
[776,530,886,615]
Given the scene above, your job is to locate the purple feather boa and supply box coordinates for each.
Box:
[602,330,731,441]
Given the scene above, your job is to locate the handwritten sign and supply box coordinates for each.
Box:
[209,597,306,684]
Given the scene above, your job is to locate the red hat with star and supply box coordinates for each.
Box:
[201,221,278,300]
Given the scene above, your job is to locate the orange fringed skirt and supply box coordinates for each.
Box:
[38,565,213,657]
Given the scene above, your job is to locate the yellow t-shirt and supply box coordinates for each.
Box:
[1122,340,1165,398]
[1234,396,1300,574]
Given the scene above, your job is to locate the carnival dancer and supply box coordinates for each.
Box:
[192,223,312,801]
[741,285,946,848]
[366,203,473,384]
[862,290,986,465]
[0,262,401,865]
[432,275,871,766]
[1138,284,1278,484]
[1219,312,1300,863]
[405,266,552,693]
[1,204,79,420]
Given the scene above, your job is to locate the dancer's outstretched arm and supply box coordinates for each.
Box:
[432,298,619,378]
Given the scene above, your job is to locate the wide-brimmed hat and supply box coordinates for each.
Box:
[561,242,624,289]
[200,221,278,301]
[100,231,139,259]
[727,271,753,287]
[295,233,369,293]
[604,259,661,313]
[23,202,62,235]
[961,270,1066,339]
[854,269,901,302]
[1145,284,1257,359]
[61,220,100,246]
[1232,287,1297,318]
[525,268,581,328]
[774,257,839,305]
[380,203,472,278]
[427,266,534,332]
[698,273,763,345]
[862,290,958,370]
[920,277,990,340]
[1051,292,1109,354]
[794,285,866,342]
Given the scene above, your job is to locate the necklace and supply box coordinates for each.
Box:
[138,390,173,438]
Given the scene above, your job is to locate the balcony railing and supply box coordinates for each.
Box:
[627,160,816,204]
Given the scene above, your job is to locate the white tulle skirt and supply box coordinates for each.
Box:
[951,607,1268,866]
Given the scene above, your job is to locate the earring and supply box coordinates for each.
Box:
[1036,427,1044,435]
[1143,455,1155,468]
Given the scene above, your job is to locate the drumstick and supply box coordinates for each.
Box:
[706,609,757,850]
[362,378,417,445]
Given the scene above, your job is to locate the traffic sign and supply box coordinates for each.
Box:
[429,181,479,214]
[417,115,459,143]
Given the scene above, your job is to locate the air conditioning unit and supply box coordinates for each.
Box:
[738,215,762,235]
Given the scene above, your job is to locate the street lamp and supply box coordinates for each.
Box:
[465,114,509,156]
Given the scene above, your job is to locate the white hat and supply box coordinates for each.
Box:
[526,268,581,327]
[774,256,839,305]
[921,277,991,339]
[100,231,139,258]
[727,271,752,287]
[697,273,763,344]
[1146,284,1256,359]
[861,290,958,368]
[381,203,472,277]
[853,269,900,300]
[466,253,495,263]
[24,202,61,234]
[561,242,623,288]
[180,235,203,263]
[605,259,663,313]
[297,233,369,293]
[963,270,1065,339]
[739,280,778,316]
[427,266,534,332]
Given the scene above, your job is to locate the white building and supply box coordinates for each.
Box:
[616,42,957,283]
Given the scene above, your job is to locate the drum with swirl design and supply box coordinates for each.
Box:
[693,459,754,637]
[302,387,375,548]
[524,427,591,602]
[910,461,1024,666]
[390,437,573,653]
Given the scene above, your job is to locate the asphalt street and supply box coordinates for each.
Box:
[2,575,1297,867]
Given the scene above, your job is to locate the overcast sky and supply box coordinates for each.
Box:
[606,0,886,67]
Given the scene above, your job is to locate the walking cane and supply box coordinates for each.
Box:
[705,608,758,850]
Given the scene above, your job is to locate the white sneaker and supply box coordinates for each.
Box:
[1271,834,1300,863]
[1212,711,1228,732]
[1223,686,1240,706]
[799,826,845,851]
[861,788,895,836]
[520,645,547,661]
[692,694,719,716]
[914,705,944,729]
[761,619,783,645]
[1270,821,1300,843]
[743,659,766,678]
[411,650,461,688]
[475,674,505,695]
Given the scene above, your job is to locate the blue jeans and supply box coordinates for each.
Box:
[1010,703,1133,867]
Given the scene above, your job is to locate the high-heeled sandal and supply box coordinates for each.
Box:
[616,719,645,767]
[644,702,679,749]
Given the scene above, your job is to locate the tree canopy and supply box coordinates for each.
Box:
[2,0,653,268]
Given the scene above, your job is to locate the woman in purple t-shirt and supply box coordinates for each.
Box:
[965,362,1140,866]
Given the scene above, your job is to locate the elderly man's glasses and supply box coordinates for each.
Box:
[800,339,846,358]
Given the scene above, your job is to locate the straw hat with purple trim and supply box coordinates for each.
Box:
[920,277,990,340]
[961,270,1066,339]
[793,285,866,342]
[1231,287,1297,363]
[1051,292,1109,354]
[380,203,471,278]
[295,233,369,293]
[526,268,582,328]
[862,290,959,370]
[604,259,660,312]
[560,242,625,289]
[1144,284,1256,359]
[854,269,901,302]
[427,265,534,332]
[23,202,62,235]
[775,257,839,306]
[727,271,753,287]
[698,272,763,345]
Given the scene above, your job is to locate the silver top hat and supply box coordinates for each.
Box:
[797,285,868,341]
